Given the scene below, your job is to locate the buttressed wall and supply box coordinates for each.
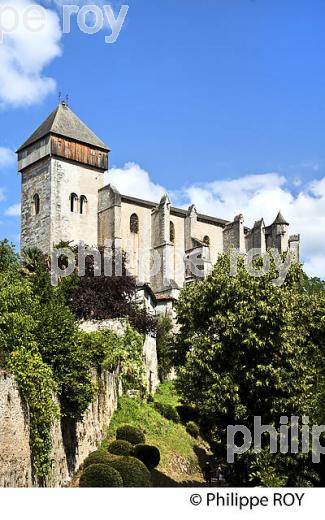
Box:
[18,103,300,298]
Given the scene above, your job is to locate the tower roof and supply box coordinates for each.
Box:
[17,102,109,152]
[272,211,289,225]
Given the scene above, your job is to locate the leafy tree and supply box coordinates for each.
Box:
[156,315,175,381]
[0,239,19,272]
[175,253,322,486]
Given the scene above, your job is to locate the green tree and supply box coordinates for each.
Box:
[156,315,174,381]
[175,253,322,486]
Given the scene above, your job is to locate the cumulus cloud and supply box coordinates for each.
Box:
[105,162,166,202]
[105,162,325,279]
[5,203,21,216]
[182,175,325,278]
[0,0,62,107]
[0,146,15,167]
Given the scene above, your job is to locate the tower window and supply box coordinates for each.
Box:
[80,195,88,215]
[170,221,175,243]
[130,213,139,234]
[32,194,40,216]
[203,235,210,246]
[70,193,78,213]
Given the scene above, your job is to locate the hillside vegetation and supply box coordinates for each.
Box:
[101,382,210,486]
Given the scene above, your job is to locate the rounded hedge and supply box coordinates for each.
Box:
[154,402,180,423]
[79,464,123,487]
[133,444,160,471]
[108,440,133,456]
[108,456,152,487]
[176,404,199,424]
[83,450,118,469]
[116,424,145,446]
[186,421,200,438]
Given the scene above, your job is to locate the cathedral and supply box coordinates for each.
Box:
[17,102,300,309]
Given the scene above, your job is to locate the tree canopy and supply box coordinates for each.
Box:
[175,252,325,486]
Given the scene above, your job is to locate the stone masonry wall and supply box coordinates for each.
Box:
[0,367,122,488]
[0,321,159,487]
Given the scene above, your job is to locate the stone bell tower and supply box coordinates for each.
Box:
[17,101,109,252]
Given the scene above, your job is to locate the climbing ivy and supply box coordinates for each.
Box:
[8,348,59,481]
[0,241,148,479]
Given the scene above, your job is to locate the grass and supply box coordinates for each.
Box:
[153,380,180,407]
[101,382,210,485]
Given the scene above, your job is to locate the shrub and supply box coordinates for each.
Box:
[133,444,160,471]
[108,440,133,456]
[186,421,200,438]
[108,456,151,487]
[83,450,118,469]
[176,404,199,424]
[116,424,145,445]
[79,464,123,487]
[154,402,180,423]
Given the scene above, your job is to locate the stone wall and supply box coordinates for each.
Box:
[0,322,159,487]
[0,367,121,488]
[0,371,32,487]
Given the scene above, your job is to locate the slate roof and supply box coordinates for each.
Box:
[272,211,289,225]
[17,102,109,152]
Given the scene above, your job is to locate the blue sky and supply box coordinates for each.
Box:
[0,0,324,277]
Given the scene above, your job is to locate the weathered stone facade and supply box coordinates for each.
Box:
[18,102,300,310]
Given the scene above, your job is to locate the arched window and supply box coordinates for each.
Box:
[203,235,210,246]
[170,221,175,243]
[130,213,139,234]
[70,193,78,213]
[32,193,40,216]
[80,195,88,215]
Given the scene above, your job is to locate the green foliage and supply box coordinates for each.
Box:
[8,348,58,479]
[83,450,118,469]
[102,394,207,485]
[154,381,180,407]
[0,242,148,480]
[108,456,152,487]
[107,440,133,456]
[116,424,145,446]
[186,421,200,439]
[79,464,123,487]
[0,239,19,272]
[175,252,323,486]
[154,402,180,423]
[34,300,94,421]
[133,444,161,471]
[156,315,175,381]
[79,326,147,394]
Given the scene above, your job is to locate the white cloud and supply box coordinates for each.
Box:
[5,203,21,216]
[0,146,15,167]
[0,0,62,107]
[0,188,5,201]
[105,162,166,202]
[105,162,325,279]
[179,174,325,279]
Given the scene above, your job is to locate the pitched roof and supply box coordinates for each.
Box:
[272,211,289,225]
[17,102,109,152]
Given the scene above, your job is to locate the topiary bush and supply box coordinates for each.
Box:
[108,440,133,456]
[83,450,118,469]
[186,421,200,438]
[108,456,151,487]
[79,463,123,487]
[154,402,180,423]
[133,444,160,471]
[176,404,199,424]
[116,424,145,445]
